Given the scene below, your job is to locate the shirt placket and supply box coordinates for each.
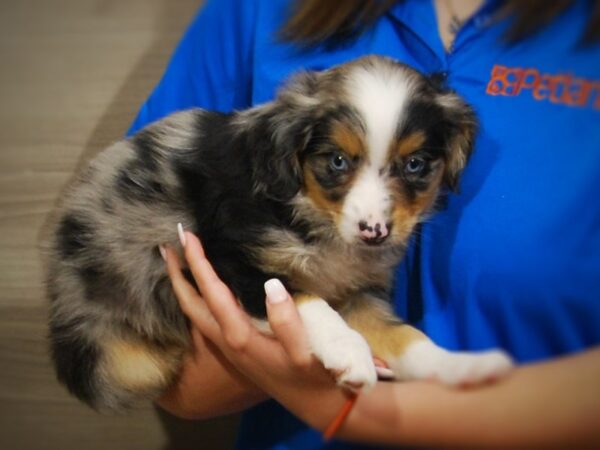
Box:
[389,0,502,84]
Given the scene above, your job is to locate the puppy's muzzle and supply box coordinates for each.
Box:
[358,220,391,245]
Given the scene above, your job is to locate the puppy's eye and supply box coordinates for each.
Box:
[329,153,349,172]
[404,156,427,175]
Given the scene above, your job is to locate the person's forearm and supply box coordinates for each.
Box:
[280,348,600,449]
[165,237,600,443]
[377,347,600,449]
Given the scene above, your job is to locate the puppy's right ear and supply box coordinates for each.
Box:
[246,71,321,202]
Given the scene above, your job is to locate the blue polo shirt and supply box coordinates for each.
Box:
[129,1,600,448]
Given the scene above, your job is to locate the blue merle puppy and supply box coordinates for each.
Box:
[45,56,512,411]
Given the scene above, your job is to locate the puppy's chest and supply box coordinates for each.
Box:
[250,230,398,304]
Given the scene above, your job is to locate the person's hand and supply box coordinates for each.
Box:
[156,231,269,420]
[162,230,600,448]
[163,229,353,429]
[156,323,267,420]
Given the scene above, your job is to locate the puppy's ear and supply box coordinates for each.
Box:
[248,71,320,202]
[436,92,478,192]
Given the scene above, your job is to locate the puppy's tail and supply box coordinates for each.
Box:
[49,318,182,411]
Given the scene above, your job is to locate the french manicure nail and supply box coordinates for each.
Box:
[376,367,395,379]
[159,244,167,262]
[177,223,186,248]
[264,279,288,304]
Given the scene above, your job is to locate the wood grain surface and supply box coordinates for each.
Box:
[0,1,241,448]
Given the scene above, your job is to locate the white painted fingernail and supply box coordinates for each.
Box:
[376,367,395,379]
[264,279,288,304]
[177,223,186,248]
[159,245,167,262]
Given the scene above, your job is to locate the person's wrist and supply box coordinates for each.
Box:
[157,386,206,420]
[323,392,359,440]
[278,382,351,432]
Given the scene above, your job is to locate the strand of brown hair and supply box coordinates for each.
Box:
[280,0,600,48]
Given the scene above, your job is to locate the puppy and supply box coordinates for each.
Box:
[45,56,512,411]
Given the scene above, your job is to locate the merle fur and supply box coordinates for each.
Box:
[45,56,477,410]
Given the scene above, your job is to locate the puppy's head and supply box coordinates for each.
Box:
[248,55,477,246]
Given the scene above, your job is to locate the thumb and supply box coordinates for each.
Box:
[264,279,313,370]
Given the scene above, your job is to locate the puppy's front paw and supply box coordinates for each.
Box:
[433,349,514,386]
[298,298,377,390]
[313,328,377,390]
[391,340,513,386]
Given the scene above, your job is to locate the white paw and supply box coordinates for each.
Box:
[313,328,377,390]
[297,299,377,390]
[432,350,514,385]
[391,340,514,386]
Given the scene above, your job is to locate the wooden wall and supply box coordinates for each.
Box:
[0,1,240,448]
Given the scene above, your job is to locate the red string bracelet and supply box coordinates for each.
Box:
[323,392,359,441]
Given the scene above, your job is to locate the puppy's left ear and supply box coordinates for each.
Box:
[436,92,478,192]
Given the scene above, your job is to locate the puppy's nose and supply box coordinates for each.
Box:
[358,220,391,244]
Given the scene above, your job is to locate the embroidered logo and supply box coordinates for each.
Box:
[486,64,600,109]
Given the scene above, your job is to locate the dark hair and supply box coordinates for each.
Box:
[280,0,600,48]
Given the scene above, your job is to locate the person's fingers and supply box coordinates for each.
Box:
[264,279,313,371]
[163,245,220,340]
[179,228,253,352]
[189,327,218,357]
[372,356,395,380]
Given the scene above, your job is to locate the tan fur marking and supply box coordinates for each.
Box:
[390,208,420,243]
[331,122,365,159]
[293,293,319,304]
[103,339,180,391]
[303,165,343,217]
[391,168,444,240]
[396,131,426,157]
[344,301,427,359]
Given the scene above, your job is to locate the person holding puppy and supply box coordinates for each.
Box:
[129,0,600,448]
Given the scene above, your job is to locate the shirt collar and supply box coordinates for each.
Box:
[386,0,505,61]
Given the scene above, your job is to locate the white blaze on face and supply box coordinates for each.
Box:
[339,63,414,243]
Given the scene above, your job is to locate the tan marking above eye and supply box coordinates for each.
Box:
[395,131,426,158]
[331,122,365,159]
